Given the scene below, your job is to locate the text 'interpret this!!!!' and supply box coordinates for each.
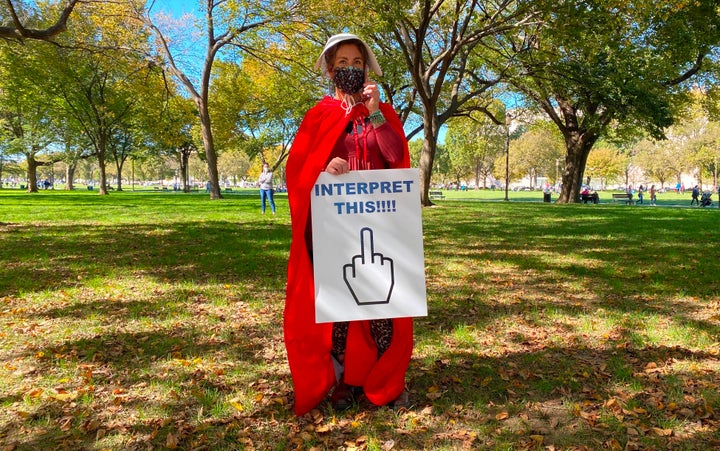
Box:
[311,168,428,323]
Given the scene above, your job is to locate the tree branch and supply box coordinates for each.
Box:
[0,0,80,41]
[666,52,706,86]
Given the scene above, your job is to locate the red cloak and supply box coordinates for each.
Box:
[284,97,413,415]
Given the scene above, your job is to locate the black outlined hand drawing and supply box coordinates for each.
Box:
[343,227,394,305]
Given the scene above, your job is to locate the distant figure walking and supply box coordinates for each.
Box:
[649,185,657,205]
[637,185,644,204]
[691,185,700,206]
[258,163,277,215]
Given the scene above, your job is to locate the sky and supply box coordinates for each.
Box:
[151,0,199,17]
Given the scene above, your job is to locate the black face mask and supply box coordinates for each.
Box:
[333,66,365,94]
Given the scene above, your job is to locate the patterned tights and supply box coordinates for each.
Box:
[331,320,393,362]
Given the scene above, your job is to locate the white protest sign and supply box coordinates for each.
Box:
[311,168,427,323]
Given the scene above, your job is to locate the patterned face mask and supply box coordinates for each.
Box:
[333,66,365,94]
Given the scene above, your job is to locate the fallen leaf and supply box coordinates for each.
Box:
[652,427,672,436]
[166,432,179,449]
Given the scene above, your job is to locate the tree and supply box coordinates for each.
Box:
[444,107,507,189]
[585,145,625,190]
[364,0,537,205]
[503,0,720,202]
[134,0,290,199]
[673,95,720,188]
[46,1,161,195]
[0,42,60,192]
[211,56,318,176]
[218,149,251,187]
[508,120,563,188]
[0,0,79,41]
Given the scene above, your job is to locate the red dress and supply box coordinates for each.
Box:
[284,97,413,415]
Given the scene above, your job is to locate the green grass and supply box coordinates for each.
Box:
[1,188,719,450]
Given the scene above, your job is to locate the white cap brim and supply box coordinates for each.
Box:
[315,33,382,77]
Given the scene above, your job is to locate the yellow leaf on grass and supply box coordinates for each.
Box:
[315,424,331,433]
[495,411,509,420]
[652,427,672,436]
[426,385,442,399]
[27,388,43,398]
[53,391,78,402]
[229,401,244,412]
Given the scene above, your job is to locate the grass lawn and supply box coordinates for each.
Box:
[0,188,718,450]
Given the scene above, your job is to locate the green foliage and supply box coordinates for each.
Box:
[445,110,507,187]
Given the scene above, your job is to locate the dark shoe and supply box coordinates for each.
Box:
[330,378,354,410]
[388,389,409,409]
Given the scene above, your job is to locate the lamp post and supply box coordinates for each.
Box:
[504,112,511,201]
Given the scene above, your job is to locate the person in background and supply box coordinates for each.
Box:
[691,185,700,206]
[258,163,276,215]
[625,185,634,204]
[649,185,657,205]
[637,185,644,204]
[283,33,412,416]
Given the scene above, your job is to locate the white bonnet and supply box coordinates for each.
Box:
[314,33,382,78]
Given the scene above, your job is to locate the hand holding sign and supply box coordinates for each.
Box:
[343,227,395,305]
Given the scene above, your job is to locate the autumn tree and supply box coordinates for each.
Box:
[502,0,720,203]
[0,0,79,41]
[444,107,507,189]
[134,0,293,199]
[45,1,163,195]
[508,120,564,188]
[138,87,199,192]
[0,42,61,192]
[584,146,625,190]
[357,0,538,205]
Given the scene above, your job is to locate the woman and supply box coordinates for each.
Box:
[258,163,276,214]
[284,33,412,415]
[649,184,657,205]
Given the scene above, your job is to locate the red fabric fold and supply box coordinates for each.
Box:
[284,97,412,415]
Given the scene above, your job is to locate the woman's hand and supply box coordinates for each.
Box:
[326,157,349,175]
[363,80,380,113]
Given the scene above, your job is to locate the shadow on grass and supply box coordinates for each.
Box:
[0,220,290,297]
[1,197,718,449]
[421,202,720,337]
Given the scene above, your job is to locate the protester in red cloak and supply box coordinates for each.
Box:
[284,33,413,416]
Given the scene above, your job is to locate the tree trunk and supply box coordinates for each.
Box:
[557,132,597,203]
[418,112,441,206]
[197,100,222,199]
[26,155,38,193]
[181,148,191,193]
[97,135,108,195]
[65,163,76,190]
[115,158,124,191]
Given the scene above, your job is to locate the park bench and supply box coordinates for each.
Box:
[612,193,634,205]
[579,193,598,204]
[429,190,445,200]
